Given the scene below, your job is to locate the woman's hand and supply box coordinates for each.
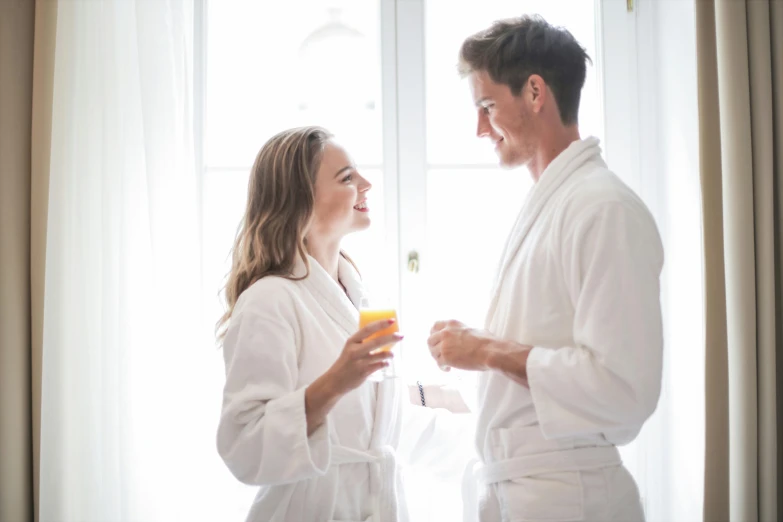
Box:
[328,318,402,393]
[305,319,402,435]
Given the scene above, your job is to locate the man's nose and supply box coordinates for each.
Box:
[477,112,491,138]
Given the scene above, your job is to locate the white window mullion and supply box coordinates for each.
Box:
[193,0,207,180]
[599,0,641,193]
[379,0,402,310]
[193,0,208,328]
[394,0,429,382]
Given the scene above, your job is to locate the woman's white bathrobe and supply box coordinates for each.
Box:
[218,255,474,522]
[465,137,664,522]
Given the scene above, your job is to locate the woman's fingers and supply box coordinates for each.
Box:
[363,360,390,377]
[358,333,403,355]
[366,347,395,362]
[349,318,397,344]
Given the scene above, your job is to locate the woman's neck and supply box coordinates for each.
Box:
[306,236,342,284]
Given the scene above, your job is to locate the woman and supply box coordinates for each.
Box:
[216,126,472,522]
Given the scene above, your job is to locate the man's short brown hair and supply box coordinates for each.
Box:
[458,15,591,126]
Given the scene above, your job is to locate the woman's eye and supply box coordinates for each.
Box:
[342,174,353,183]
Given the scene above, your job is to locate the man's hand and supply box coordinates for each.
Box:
[427,320,496,371]
[427,320,534,387]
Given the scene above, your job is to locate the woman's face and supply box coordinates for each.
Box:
[309,141,372,241]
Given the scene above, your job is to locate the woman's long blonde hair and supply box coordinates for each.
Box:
[216,126,333,341]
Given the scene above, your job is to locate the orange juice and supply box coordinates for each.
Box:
[358,309,399,352]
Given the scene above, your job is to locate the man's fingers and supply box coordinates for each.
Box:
[430,320,450,335]
[428,333,444,367]
[432,352,451,372]
[427,330,444,348]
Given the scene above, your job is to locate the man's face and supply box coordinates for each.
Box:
[468,70,536,169]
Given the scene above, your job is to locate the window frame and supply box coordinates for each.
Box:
[194,0,650,516]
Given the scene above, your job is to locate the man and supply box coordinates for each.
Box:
[427,15,664,522]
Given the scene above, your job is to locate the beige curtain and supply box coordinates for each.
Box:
[30,0,56,517]
[0,1,36,521]
[0,0,55,520]
[696,1,783,521]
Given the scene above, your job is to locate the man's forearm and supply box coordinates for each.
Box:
[483,339,533,387]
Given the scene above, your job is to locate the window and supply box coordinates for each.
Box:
[199,0,622,383]
[197,1,650,520]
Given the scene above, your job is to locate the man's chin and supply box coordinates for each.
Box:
[496,154,520,170]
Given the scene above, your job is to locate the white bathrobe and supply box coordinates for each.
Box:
[466,137,664,522]
[218,254,474,522]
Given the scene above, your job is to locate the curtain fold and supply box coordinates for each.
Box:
[0,0,36,520]
[695,1,729,520]
[31,2,59,519]
[770,1,783,512]
[696,1,783,520]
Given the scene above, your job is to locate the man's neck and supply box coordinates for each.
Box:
[529,126,581,182]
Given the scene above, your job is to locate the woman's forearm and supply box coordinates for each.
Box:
[304,370,343,436]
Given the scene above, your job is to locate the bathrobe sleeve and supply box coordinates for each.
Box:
[408,383,471,413]
[527,199,664,440]
[216,286,331,486]
[397,399,478,481]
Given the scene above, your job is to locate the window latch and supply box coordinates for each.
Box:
[407,251,420,274]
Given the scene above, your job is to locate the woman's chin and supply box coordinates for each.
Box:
[351,215,372,232]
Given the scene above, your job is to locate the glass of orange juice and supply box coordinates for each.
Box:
[359,299,401,381]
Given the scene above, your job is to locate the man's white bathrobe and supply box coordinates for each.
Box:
[218,255,474,522]
[466,137,664,522]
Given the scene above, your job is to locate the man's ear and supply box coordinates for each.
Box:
[527,74,546,112]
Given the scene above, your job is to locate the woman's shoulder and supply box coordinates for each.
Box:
[222,276,305,358]
[234,274,302,317]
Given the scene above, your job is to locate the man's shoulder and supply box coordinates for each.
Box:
[558,163,651,220]
[553,163,662,262]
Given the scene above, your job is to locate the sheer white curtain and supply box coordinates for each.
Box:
[625,1,705,521]
[37,1,223,520]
